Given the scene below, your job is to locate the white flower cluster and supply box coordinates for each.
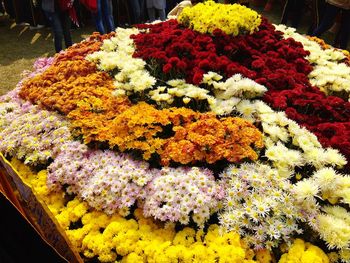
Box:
[219,163,304,250]
[232,99,346,176]
[86,27,157,95]
[275,24,350,100]
[149,72,267,113]
[142,166,223,226]
[0,101,23,130]
[150,79,214,105]
[202,72,267,115]
[0,100,71,165]
[149,72,266,113]
[292,168,350,249]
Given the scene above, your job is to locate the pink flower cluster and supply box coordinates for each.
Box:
[48,141,154,215]
[48,141,224,225]
[0,100,71,164]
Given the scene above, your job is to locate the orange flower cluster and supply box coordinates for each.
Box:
[68,95,131,144]
[19,60,129,114]
[161,114,263,165]
[69,102,199,159]
[54,32,116,64]
[307,36,331,49]
[69,101,263,164]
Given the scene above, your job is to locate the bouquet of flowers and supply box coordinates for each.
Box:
[1,1,350,262]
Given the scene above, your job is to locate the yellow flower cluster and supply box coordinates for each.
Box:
[10,158,257,263]
[279,239,329,263]
[10,158,66,216]
[178,0,261,36]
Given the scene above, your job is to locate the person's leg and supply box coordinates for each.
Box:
[336,9,350,49]
[312,3,339,37]
[3,0,15,19]
[101,0,115,32]
[93,0,105,34]
[281,0,294,25]
[147,7,155,21]
[156,8,165,20]
[59,10,73,49]
[291,0,304,28]
[130,0,141,24]
[138,0,145,22]
[44,10,63,52]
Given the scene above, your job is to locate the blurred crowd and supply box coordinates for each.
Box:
[0,0,348,51]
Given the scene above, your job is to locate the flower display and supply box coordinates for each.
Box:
[2,1,350,262]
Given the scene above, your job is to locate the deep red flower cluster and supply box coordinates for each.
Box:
[133,18,350,170]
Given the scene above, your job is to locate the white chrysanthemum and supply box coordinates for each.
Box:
[236,99,256,118]
[213,74,267,99]
[265,142,304,168]
[323,148,347,168]
[313,167,338,191]
[316,206,350,249]
[202,71,223,85]
[293,180,319,200]
[304,148,328,168]
[210,97,241,115]
[262,123,289,142]
[259,113,277,124]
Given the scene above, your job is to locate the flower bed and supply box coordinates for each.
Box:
[1,1,350,262]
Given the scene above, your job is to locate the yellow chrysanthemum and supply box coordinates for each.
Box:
[178,0,261,36]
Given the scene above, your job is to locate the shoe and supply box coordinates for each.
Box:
[29,24,45,30]
[19,22,30,26]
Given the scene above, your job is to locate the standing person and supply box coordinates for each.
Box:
[311,0,350,49]
[42,0,77,53]
[146,0,166,22]
[92,0,115,34]
[130,0,145,24]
